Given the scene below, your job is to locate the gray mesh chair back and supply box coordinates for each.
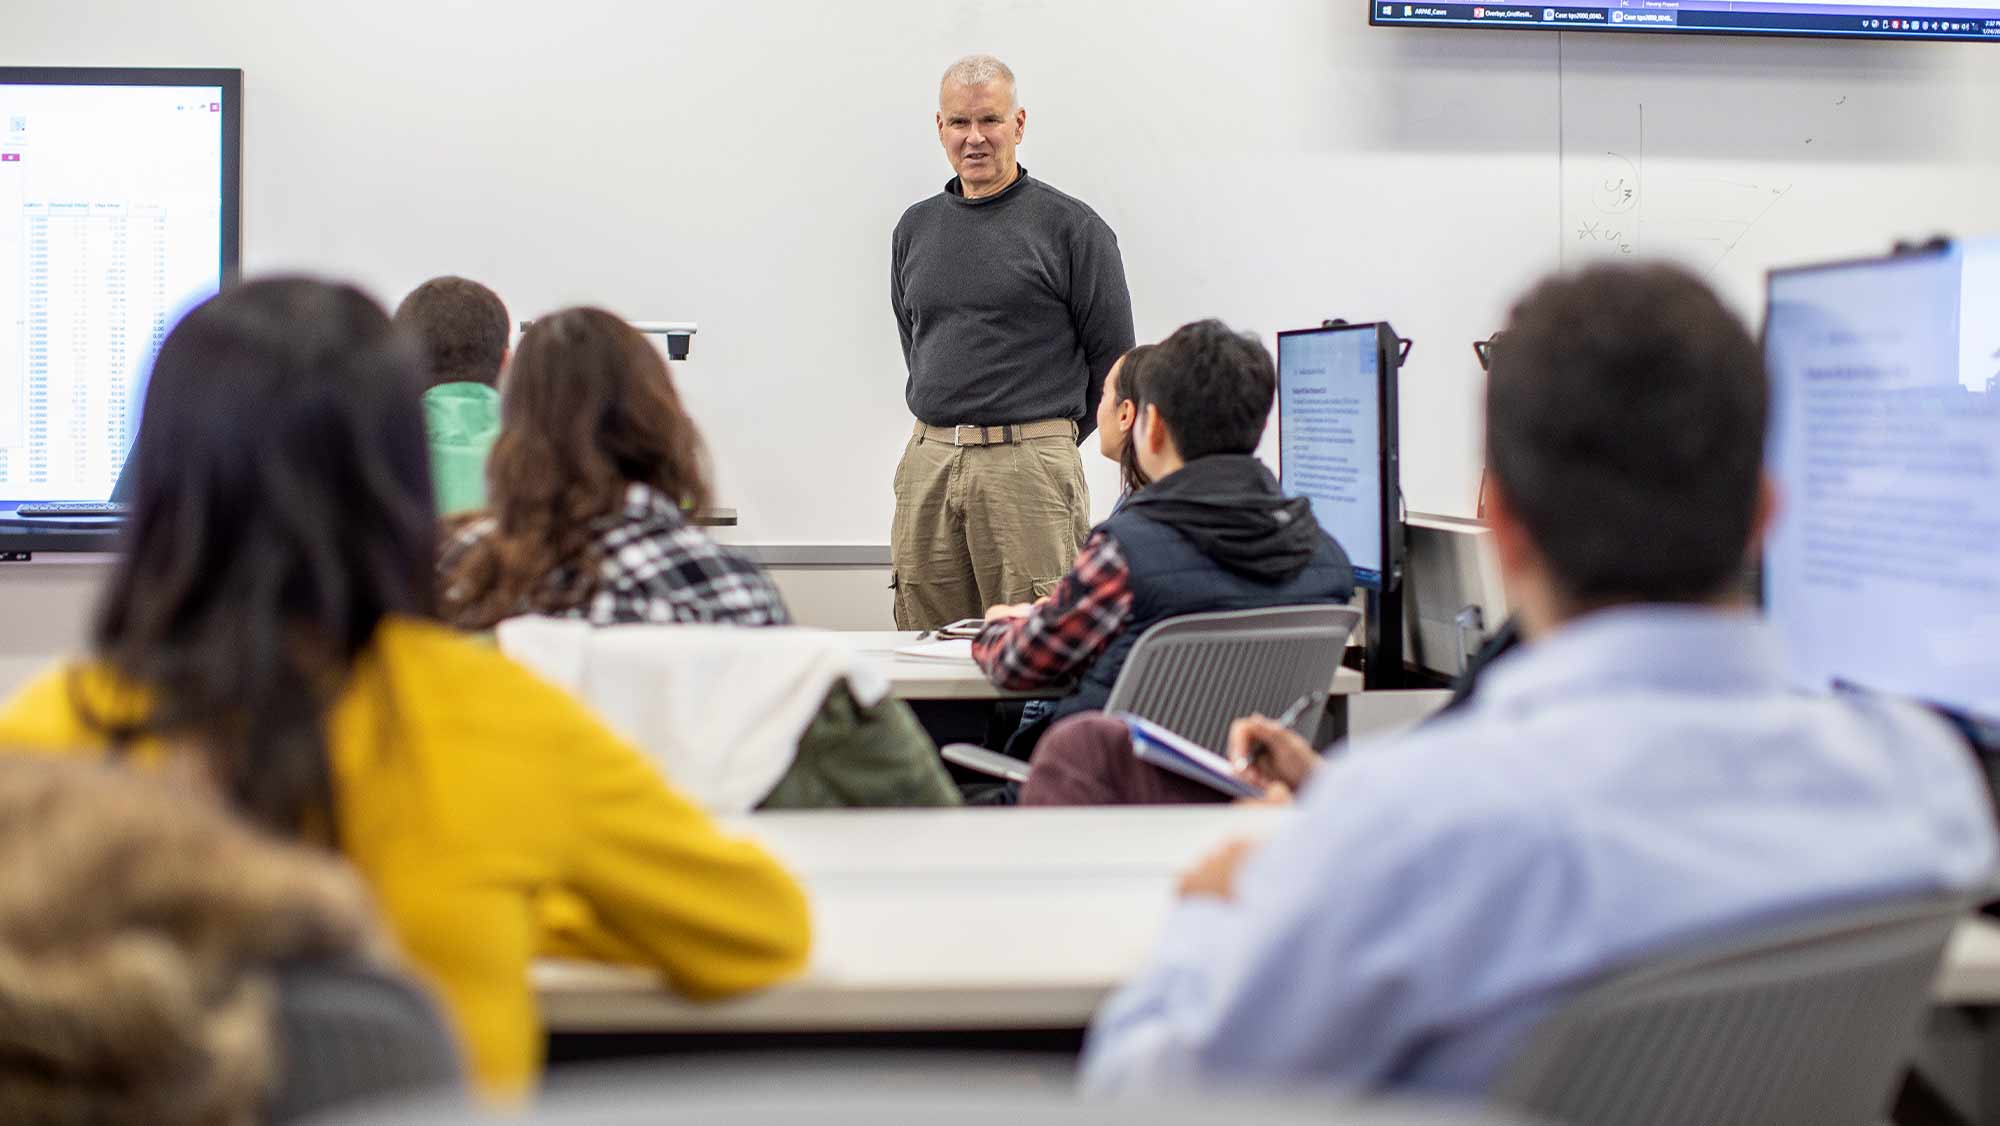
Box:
[1101,605,1361,753]
[1494,890,1969,1126]
[266,963,466,1123]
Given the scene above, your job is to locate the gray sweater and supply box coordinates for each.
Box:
[892,167,1135,439]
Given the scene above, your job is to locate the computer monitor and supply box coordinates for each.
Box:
[1369,0,2000,42]
[0,67,243,512]
[1276,321,1406,686]
[1275,322,1403,590]
[1763,239,2000,725]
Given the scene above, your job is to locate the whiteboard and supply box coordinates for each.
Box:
[9,1,1997,546]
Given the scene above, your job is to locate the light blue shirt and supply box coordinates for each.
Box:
[1081,606,1997,1097]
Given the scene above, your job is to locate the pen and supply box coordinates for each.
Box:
[1273,690,1326,734]
[1244,690,1327,772]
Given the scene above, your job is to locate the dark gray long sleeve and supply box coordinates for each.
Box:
[892,168,1135,440]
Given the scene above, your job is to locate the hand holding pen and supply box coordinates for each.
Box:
[1226,690,1328,797]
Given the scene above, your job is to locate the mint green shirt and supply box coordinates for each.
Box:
[423,382,501,515]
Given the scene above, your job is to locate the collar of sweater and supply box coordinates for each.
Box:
[945,164,1031,206]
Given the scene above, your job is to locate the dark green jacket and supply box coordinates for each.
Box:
[759,680,961,809]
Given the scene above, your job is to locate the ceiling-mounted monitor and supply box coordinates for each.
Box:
[1370,0,2000,41]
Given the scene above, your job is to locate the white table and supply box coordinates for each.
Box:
[538,807,2000,1036]
[843,630,1366,703]
[537,805,1283,1033]
[1934,916,2000,1005]
[843,631,1042,701]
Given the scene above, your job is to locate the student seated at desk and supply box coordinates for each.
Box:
[972,320,1355,759]
[393,275,510,516]
[1007,342,1160,751]
[434,307,954,809]
[1100,342,1159,504]
[1078,264,1999,1097]
[437,307,788,629]
[0,755,399,1126]
[0,279,811,1101]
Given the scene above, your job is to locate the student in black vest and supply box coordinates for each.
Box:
[970,319,1355,763]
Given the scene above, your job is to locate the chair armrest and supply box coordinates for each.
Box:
[940,743,1031,783]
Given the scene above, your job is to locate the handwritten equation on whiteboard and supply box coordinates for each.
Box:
[1561,101,1795,275]
[1577,153,1639,255]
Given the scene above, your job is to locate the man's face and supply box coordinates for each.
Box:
[937,80,1025,196]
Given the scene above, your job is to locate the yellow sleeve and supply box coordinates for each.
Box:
[555,722,812,998]
[0,663,96,750]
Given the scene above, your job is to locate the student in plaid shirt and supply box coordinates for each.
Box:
[972,319,1354,758]
[438,308,790,629]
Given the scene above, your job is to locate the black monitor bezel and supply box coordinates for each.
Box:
[1274,321,1404,594]
[0,66,242,554]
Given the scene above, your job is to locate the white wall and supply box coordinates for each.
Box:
[13,0,1566,543]
[13,3,1996,544]
[5,0,1997,658]
[0,559,899,701]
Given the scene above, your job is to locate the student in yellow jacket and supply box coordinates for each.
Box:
[0,278,810,1101]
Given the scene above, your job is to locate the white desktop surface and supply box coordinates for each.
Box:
[537,805,1285,1032]
[537,808,2000,1035]
[1934,916,2000,1006]
[843,631,1365,703]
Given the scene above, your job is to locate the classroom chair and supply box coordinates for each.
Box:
[944,603,1361,782]
[267,963,466,1123]
[1495,889,1969,1126]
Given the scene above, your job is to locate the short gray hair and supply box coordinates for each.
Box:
[941,54,1017,104]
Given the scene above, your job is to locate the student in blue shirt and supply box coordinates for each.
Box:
[1080,263,1998,1097]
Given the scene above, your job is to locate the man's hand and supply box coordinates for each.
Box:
[1178,838,1257,901]
[983,602,1036,622]
[1227,715,1322,795]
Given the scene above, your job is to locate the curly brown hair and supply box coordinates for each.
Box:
[0,755,388,1126]
[438,308,714,630]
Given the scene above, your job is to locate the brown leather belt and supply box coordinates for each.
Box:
[913,418,1078,447]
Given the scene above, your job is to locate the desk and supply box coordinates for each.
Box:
[1935,917,2000,1005]
[843,631,1041,702]
[843,631,1367,704]
[538,806,1281,1033]
[539,810,2000,1038]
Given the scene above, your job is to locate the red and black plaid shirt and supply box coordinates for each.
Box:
[971,530,1135,690]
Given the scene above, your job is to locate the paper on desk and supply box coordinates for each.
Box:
[894,638,976,662]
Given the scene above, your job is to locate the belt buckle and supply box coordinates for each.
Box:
[954,424,976,448]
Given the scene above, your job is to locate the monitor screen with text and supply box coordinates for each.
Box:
[1371,0,2000,41]
[0,76,231,503]
[1764,241,2000,721]
[1277,324,1385,588]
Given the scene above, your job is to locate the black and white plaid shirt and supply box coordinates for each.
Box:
[444,483,792,627]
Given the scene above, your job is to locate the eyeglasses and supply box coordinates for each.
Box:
[1473,332,1505,372]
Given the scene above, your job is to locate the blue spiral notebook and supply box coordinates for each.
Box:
[1118,712,1263,799]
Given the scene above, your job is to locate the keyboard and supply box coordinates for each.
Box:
[13,502,127,517]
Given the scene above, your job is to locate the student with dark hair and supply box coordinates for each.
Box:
[1000,343,1163,765]
[0,279,811,1100]
[971,319,1355,761]
[1098,343,1157,500]
[438,307,789,629]
[393,276,510,515]
[1078,264,1996,1096]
